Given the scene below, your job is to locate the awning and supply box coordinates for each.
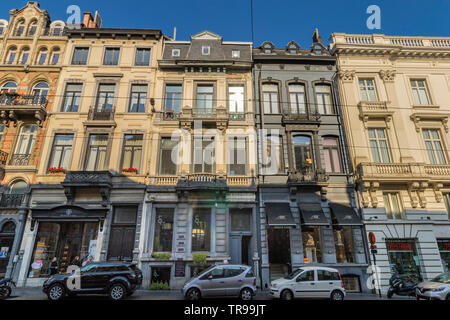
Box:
[31,205,108,221]
[265,203,296,226]
[299,203,329,225]
[329,203,362,226]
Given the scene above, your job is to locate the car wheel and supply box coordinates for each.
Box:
[387,290,393,299]
[330,290,344,301]
[109,283,126,301]
[280,289,294,301]
[186,288,201,301]
[240,288,253,301]
[47,283,65,301]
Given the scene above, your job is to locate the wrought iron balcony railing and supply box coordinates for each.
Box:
[9,154,31,166]
[0,95,48,107]
[88,107,116,121]
[0,194,24,208]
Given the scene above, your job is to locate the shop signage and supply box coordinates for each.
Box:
[387,242,413,251]
[438,241,450,251]
[0,247,9,258]
[304,258,310,264]
[175,260,185,278]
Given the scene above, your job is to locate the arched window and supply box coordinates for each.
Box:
[6,47,17,64]
[15,20,25,36]
[27,20,38,36]
[15,124,37,156]
[262,83,279,114]
[37,48,48,65]
[31,82,49,104]
[1,81,18,93]
[50,48,60,65]
[1,221,16,234]
[265,135,283,174]
[261,42,274,54]
[19,47,30,64]
[9,181,28,195]
[51,23,63,36]
[287,41,300,54]
[323,136,342,173]
[293,135,313,171]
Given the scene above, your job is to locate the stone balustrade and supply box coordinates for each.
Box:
[357,163,450,182]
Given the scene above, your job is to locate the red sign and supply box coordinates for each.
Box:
[368,232,376,245]
[387,242,413,251]
[438,241,450,251]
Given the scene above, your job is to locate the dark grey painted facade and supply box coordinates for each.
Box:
[253,32,371,293]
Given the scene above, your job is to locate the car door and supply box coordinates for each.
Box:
[316,269,334,298]
[293,270,316,298]
[80,264,98,290]
[224,266,247,297]
[196,267,227,297]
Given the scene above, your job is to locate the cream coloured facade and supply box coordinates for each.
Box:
[330,33,450,292]
[16,20,166,286]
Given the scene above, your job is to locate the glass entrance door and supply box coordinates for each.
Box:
[386,240,422,282]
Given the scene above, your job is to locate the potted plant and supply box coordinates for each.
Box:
[152,253,171,260]
[149,282,171,290]
[122,168,138,174]
[48,167,66,174]
[192,253,208,266]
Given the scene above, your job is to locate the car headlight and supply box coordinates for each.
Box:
[432,287,445,292]
[271,283,277,288]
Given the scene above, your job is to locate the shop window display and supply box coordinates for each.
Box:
[437,239,450,272]
[301,226,322,264]
[151,266,171,286]
[29,222,98,278]
[333,226,356,263]
[386,240,422,282]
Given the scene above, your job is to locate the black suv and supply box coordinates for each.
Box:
[43,262,143,301]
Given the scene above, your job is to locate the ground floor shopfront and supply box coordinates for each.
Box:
[258,186,371,293]
[0,210,25,279]
[139,186,258,289]
[364,220,449,293]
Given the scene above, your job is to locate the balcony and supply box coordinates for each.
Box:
[282,112,321,131]
[176,173,228,191]
[358,101,394,124]
[0,95,48,126]
[9,154,32,166]
[0,194,24,208]
[357,163,450,183]
[62,171,113,188]
[179,106,229,131]
[288,168,329,185]
[85,107,116,127]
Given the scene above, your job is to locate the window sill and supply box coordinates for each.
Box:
[412,104,440,109]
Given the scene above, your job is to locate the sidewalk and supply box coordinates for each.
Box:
[8,287,415,301]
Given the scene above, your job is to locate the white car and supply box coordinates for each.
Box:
[269,266,346,300]
[416,272,450,300]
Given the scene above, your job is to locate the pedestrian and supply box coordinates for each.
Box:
[49,257,59,276]
[70,256,82,268]
[82,255,93,267]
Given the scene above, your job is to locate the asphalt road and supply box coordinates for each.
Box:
[7,288,415,301]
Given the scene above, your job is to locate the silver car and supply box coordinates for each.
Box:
[182,264,257,300]
[416,272,450,300]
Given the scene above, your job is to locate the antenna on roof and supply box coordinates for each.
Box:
[173,27,177,41]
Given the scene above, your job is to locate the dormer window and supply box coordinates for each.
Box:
[172,49,180,57]
[287,41,300,54]
[261,42,274,54]
[202,46,210,55]
[313,45,322,55]
[232,50,240,58]
[28,21,38,36]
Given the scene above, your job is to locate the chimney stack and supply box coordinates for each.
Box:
[83,11,102,28]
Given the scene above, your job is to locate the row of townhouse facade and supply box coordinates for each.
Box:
[0,2,448,293]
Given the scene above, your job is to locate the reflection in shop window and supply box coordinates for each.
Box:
[333,226,356,263]
[153,208,174,252]
[29,222,98,278]
[191,209,211,252]
[301,226,322,263]
[342,275,361,293]
[386,240,422,282]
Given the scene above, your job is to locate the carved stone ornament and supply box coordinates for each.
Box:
[379,70,396,82]
[338,70,355,82]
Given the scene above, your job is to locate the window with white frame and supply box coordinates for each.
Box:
[104,48,120,65]
[323,136,342,173]
[6,47,16,64]
[135,48,151,66]
[15,124,38,155]
[262,83,279,114]
[410,80,431,105]
[359,79,377,102]
[61,83,82,112]
[85,134,108,171]
[228,85,244,113]
[315,84,334,114]
[172,49,180,57]
[202,46,210,55]
[232,50,240,58]
[227,137,247,176]
[423,129,446,165]
[193,137,215,174]
[368,128,391,163]
[27,21,37,36]
[19,48,29,64]
[289,83,306,115]
[37,48,47,65]
[383,192,405,220]
[48,134,74,170]
[121,134,143,172]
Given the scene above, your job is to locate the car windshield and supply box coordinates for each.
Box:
[431,272,450,283]
[192,266,215,279]
[80,263,97,273]
[285,268,304,280]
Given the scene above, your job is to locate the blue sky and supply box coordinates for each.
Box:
[1,0,449,48]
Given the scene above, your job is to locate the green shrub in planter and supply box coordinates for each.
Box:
[192,253,208,266]
[153,253,171,260]
[149,282,171,290]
